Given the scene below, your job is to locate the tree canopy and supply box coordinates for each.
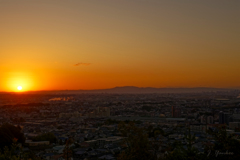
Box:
[117,122,160,160]
[32,132,57,143]
[0,123,25,150]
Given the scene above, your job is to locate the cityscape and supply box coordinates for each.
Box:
[1,0,240,160]
[1,88,240,159]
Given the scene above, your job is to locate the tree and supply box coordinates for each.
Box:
[0,139,20,160]
[32,132,57,143]
[63,138,73,160]
[164,128,203,160]
[117,122,154,160]
[204,125,240,160]
[0,139,40,160]
[148,128,165,138]
[0,123,25,150]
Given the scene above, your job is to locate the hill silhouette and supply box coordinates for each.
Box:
[8,86,236,94]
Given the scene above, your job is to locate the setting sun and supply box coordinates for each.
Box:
[17,86,22,91]
[0,0,239,92]
[2,71,35,92]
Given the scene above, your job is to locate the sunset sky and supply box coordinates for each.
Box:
[0,0,239,92]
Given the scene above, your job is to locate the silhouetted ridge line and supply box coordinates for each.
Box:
[1,86,237,94]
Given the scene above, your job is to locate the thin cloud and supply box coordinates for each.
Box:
[74,62,91,66]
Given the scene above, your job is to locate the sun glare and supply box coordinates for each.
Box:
[4,72,34,92]
[17,86,22,91]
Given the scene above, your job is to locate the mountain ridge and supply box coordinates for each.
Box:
[1,86,238,94]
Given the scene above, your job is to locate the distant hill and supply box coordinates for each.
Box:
[79,86,236,94]
[15,86,237,94]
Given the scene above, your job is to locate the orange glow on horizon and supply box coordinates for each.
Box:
[0,0,239,92]
[2,71,35,92]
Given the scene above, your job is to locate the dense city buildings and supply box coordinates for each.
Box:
[172,106,181,118]
[0,89,240,159]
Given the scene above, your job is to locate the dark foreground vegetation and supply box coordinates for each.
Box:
[1,122,239,160]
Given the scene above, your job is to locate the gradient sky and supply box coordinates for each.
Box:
[0,0,239,92]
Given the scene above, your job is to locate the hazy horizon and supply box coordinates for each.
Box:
[1,86,239,94]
